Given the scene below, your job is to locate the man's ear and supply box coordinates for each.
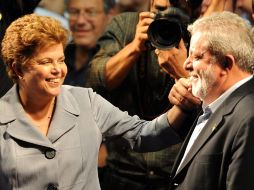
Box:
[222,55,234,70]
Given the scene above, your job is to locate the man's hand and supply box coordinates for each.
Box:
[155,39,188,79]
[169,78,201,113]
[131,12,155,52]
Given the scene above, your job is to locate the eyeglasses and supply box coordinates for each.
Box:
[67,8,104,19]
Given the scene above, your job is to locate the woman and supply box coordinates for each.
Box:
[0,14,194,190]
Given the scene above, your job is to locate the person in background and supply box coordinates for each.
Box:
[169,11,254,190]
[194,0,237,18]
[0,0,41,98]
[34,0,69,29]
[0,13,199,190]
[252,0,254,18]
[87,0,201,189]
[64,0,115,87]
[115,0,149,13]
[235,0,253,23]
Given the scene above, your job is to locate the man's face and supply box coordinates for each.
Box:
[184,32,224,103]
[67,0,109,48]
[150,0,171,13]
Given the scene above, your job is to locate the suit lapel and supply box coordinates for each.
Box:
[170,112,201,176]
[174,76,254,177]
[175,112,223,175]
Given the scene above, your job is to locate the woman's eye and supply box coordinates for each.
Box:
[37,60,52,65]
[58,60,65,64]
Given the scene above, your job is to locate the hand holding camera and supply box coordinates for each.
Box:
[131,12,155,52]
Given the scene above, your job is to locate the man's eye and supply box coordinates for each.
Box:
[193,55,202,61]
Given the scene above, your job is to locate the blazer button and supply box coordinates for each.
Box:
[47,184,58,190]
[45,149,56,159]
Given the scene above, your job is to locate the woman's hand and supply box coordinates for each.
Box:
[169,78,201,113]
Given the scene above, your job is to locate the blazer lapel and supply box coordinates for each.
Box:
[46,87,80,143]
[174,76,254,176]
[175,112,223,175]
[1,85,80,147]
[1,85,53,148]
[170,112,201,176]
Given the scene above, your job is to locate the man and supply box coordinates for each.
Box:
[252,0,254,18]
[34,0,69,29]
[115,0,149,12]
[169,11,254,190]
[195,0,236,18]
[236,0,253,21]
[87,0,200,189]
[64,0,115,87]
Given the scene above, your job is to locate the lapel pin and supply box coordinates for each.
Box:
[212,124,217,131]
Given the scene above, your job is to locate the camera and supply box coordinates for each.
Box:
[147,7,190,50]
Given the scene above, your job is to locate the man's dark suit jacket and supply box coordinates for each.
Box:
[170,76,254,190]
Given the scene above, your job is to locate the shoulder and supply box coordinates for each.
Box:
[107,12,139,30]
[103,12,138,44]
[112,12,139,22]
[61,85,95,100]
[0,85,21,124]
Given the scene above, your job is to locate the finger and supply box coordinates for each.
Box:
[170,87,201,111]
[137,25,150,34]
[171,78,200,104]
[139,12,155,21]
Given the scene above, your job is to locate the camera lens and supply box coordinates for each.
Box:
[148,17,182,50]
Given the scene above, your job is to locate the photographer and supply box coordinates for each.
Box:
[147,5,191,78]
[87,0,201,190]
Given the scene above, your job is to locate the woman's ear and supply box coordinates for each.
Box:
[12,63,24,79]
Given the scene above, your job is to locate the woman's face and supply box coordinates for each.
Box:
[19,43,67,99]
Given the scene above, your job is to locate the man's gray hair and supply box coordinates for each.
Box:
[188,11,254,73]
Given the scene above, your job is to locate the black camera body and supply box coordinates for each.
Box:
[147,7,190,50]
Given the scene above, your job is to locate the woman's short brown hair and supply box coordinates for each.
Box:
[1,14,69,82]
